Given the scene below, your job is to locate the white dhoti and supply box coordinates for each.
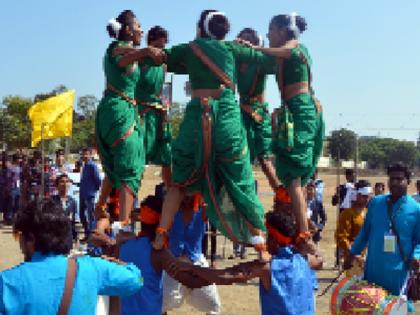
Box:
[162,254,221,314]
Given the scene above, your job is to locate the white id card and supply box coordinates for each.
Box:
[384,232,396,253]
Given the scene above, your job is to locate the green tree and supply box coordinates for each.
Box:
[329,128,357,161]
[77,95,98,118]
[169,102,185,139]
[387,141,418,168]
[359,139,386,169]
[34,85,68,102]
[0,95,33,149]
[70,95,98,152]
[360,137,418,169]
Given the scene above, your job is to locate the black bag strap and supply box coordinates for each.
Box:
[387,199,411,270]
[57,258,77,315]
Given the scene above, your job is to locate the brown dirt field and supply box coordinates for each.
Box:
[1,166,418,314]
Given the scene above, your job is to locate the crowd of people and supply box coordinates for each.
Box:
[1,7,420,315]
[0,148,102,241]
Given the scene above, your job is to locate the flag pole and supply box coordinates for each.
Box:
[41,123,45,201]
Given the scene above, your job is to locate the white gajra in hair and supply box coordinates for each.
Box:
[204,11,225,39]
[108,18,122,38]
[258,35,264,47]
[288,12,300,39]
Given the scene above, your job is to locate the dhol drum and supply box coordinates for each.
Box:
[331,277,407,315]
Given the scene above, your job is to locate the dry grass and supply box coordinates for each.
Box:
[0,165,418,314]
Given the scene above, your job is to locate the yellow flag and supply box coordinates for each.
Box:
[28,90,75,147]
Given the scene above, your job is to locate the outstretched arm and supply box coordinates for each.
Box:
[235,38,298,59]
[151,249,211,289]
[190,260,270,288]
[113,46,165,68]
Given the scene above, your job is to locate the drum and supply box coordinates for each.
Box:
[331,277,407,315]
[378,297,408,315]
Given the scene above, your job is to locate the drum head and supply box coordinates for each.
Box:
[381,299,408,315]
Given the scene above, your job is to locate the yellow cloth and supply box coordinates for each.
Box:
[28,90,75,147]
[335,207,367,253]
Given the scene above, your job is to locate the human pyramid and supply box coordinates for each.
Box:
[91,8,325,315]
[1,7,418,315]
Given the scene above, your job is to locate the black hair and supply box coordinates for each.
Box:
[345,169,355,176]
[140,195,163,237]
[81,147,92,153]
[198,10,230,40]
[147,25,168,45]
[237,27,261,46]
[306,180,316,188]
[270,14,307,40]
[266,210,297,239]
[154,183,166,199]
[416,179,420,186]
[106,10,137,40]
[12,153,21,162]
[355,179,371,190]
[375,182,385,189]
[55,173,70,187]
[387,163,411,182]
[55,149,64,157]
[13,200,72,255]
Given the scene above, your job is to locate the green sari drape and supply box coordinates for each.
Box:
[96,41,144,194]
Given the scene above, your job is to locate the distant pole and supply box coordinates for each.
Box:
[354,135,359,180]
[335,148,341,268]
[40,123,45,201]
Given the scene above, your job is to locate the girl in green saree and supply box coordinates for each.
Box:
[95,10,163,225]
[236,28,280,192]
[247,13,325,253]
[136,26,172,187]
[152,10,276,254]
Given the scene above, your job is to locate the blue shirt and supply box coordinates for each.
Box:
[120,237,163,315]
[80,159,101,199]
[259,247,314,315]
[314,179,324,203]
[351,194,420,296]
[169,208,206,263]
[0,252,142,315]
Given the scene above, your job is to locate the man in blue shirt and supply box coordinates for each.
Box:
[345,163,420,301]
[79,147,101,240]
[0,200,142,315]
[306,181,327,244]
[162,194,221,315]
[52,174,78,241]
[413,179,420,203]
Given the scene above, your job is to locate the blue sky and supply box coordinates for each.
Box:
[1,1,419,141]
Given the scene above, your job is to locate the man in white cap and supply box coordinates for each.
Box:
[336,180,372,263]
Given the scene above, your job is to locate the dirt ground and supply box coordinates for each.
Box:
[0,166,418,314]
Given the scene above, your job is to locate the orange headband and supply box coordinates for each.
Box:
[139,205,161,225]
[275,186,292,204]
[266,222,293,246]
[193,193,203,212]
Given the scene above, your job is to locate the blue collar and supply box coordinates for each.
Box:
[30,251,65,262]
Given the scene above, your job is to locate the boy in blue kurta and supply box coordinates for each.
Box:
[0,200,142,315]
[118,193,212,315]
[162,194,221,314]
[186,206,322,315]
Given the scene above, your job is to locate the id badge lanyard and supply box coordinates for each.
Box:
[385,198,403,254]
